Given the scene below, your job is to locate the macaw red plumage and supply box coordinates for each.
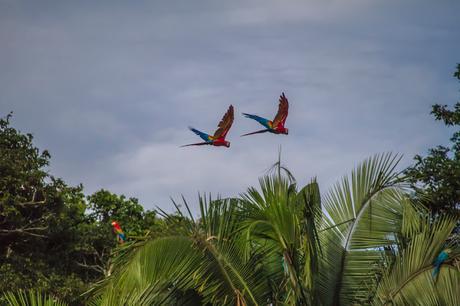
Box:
[182,105,234,148]
[111,221,126,244]
[241,93,289,136]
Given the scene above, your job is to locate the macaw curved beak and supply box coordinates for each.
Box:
[225,141,230,148]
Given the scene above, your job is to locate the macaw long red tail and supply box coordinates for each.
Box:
[241,129,270,137]
[180,142,211,147]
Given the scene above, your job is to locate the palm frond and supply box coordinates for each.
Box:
[321,153,407,305]
[241,173,323,305]
[2,290,68,306]
[92,196,271,305]
[373,211,459,305]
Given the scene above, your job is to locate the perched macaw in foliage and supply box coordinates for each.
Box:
[111,221,126,244]
[241,93,289,136]
[182,105,234,148]
[432,248,451,277]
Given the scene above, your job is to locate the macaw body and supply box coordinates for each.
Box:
[242,93,289,137]
[111,221,126,244]
[182,105,234,148]
[432,249,451,277]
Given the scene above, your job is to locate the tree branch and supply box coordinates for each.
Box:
[17,200,46,207]
[0,228,47,238]
[77,261,105,274]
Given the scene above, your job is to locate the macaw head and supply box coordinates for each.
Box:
[111,221,118,227]
[225,141,230,148]
[445,248,452,254]
[283,128,289,135]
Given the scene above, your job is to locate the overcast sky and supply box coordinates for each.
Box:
[1,0,459,212]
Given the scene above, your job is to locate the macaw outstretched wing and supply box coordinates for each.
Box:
[242,113,272,129]
[272,92,289,128]
[213,105,234,139]
[189,127,212,142]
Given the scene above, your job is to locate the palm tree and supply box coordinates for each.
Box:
[11,153,457,305]
[88,161,324,305]
[83,153,460,305]
[372,204,459,305]
[318,153,459,305]
[318,153,408,304]
[87,196,271,305]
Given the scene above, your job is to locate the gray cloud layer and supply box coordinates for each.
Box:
[1,0,459,212]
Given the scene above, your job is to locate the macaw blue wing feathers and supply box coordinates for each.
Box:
[432,250,450,278]
[189,127,212,142]
[242,113,272,129]
[118,232,126,242]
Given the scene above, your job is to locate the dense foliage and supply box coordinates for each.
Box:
[0,114,159,304]
[86,154,459,305]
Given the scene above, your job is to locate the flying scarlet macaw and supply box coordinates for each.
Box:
[111,221,126,244]
[182,105,234,148]
[432,248,451,277]
[241,93,289,137]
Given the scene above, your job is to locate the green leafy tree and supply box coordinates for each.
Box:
[405,64,460,213]
[0,113,89,302]
[0,114,161,304]
[77,190,160,278]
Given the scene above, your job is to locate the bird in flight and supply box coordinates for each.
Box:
[241,93,289,137]
[182,105,234,148]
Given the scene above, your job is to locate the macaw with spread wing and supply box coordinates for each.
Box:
[111,221,126,244]
[241,93,289,136]
[182,105,234,148]
[432,248,451,277]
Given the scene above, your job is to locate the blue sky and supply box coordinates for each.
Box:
[1,0,459,212]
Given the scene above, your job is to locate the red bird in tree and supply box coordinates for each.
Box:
[241,93,289,136]
[182,105,234,148]
[111,221,126,244]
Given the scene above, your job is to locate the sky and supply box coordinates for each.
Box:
[1,0,459,213]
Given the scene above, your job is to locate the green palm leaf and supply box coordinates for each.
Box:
[91,197,270,305]
[373,208,459,306]
[241,172,323,305]
[321,153,407,305]
[2,290,68,306]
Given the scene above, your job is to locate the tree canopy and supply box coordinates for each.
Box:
[0,114,159,304]
[405,64,460,214]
